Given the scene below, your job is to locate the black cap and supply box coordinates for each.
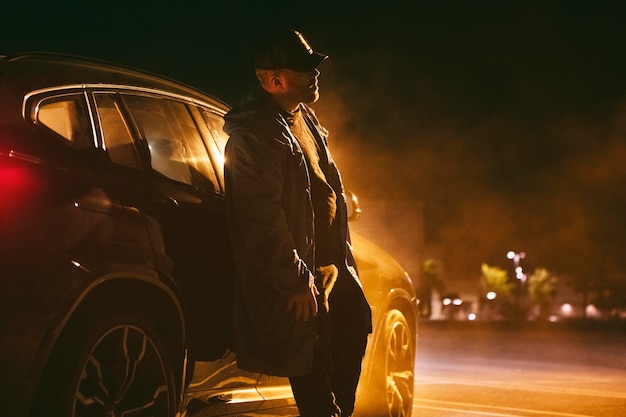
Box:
[254,30,328,72]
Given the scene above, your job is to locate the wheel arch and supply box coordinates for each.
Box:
[376,288,419,352]
[389,291,418,340]
[66,272,187,354]
[24,267,187,417]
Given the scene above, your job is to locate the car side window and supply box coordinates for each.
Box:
[184,106,228,190]
[123,94,220,193]
[93,93,143,169]
[33,93,93,149]
[200,109,228,156]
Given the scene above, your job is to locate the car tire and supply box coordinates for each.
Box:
[361,309,415,417]
[30,310,177,417]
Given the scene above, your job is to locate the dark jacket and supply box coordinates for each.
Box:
[223,90,370,376]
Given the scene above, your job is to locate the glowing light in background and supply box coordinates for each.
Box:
[586,304,600,318]
[560,303,573,316]
[443,295,463,306]
[507,250,527,282]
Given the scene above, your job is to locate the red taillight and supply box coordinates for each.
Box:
[1,166,31,190]
[0,154,41,225]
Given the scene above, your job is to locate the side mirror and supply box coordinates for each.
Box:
[345,190,362,222]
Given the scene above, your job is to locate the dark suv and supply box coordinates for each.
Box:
[0,53,417,417]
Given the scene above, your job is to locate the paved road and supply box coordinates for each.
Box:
[412,321,626,417]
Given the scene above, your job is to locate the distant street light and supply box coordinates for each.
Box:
[507,250,525,264]
[507,250,527,283]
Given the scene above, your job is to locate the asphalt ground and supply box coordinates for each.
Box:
[412,319,626,417]
[416,319,626,369]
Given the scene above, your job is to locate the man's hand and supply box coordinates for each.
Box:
[316,264,338,311]
[286,283,319,321]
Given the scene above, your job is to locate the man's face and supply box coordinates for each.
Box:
[281,68,320,105]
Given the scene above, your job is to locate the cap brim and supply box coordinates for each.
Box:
[291,52,328,72]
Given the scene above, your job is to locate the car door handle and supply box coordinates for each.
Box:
[207,394,232,403]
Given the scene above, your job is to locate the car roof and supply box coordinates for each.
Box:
[0,52,229,110]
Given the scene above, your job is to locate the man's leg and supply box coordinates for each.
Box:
[327,269,370,417]
[329,317,368,416]
[289,299,341,417]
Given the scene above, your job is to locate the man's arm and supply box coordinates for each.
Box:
[225,130,317,319]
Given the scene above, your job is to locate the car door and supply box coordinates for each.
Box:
[90,89,267,413]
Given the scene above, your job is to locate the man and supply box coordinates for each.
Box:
[223,30,372,417]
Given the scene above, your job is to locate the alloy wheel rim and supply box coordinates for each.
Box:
[72,324,170,417]
[385,318,414,417]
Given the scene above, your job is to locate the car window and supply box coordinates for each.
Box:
[123,94,220,193]
[93,93,143,169]
[199,109,228,156]
[34,93,93,149]
[186,106,227,189]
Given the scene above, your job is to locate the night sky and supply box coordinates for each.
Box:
[3,1,625,295]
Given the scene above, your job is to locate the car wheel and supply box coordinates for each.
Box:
[362,309,415,417]
[31,311,177,417]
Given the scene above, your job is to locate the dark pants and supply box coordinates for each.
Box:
[289,294,369,417]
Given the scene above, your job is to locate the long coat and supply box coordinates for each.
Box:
[223,90,370,377]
